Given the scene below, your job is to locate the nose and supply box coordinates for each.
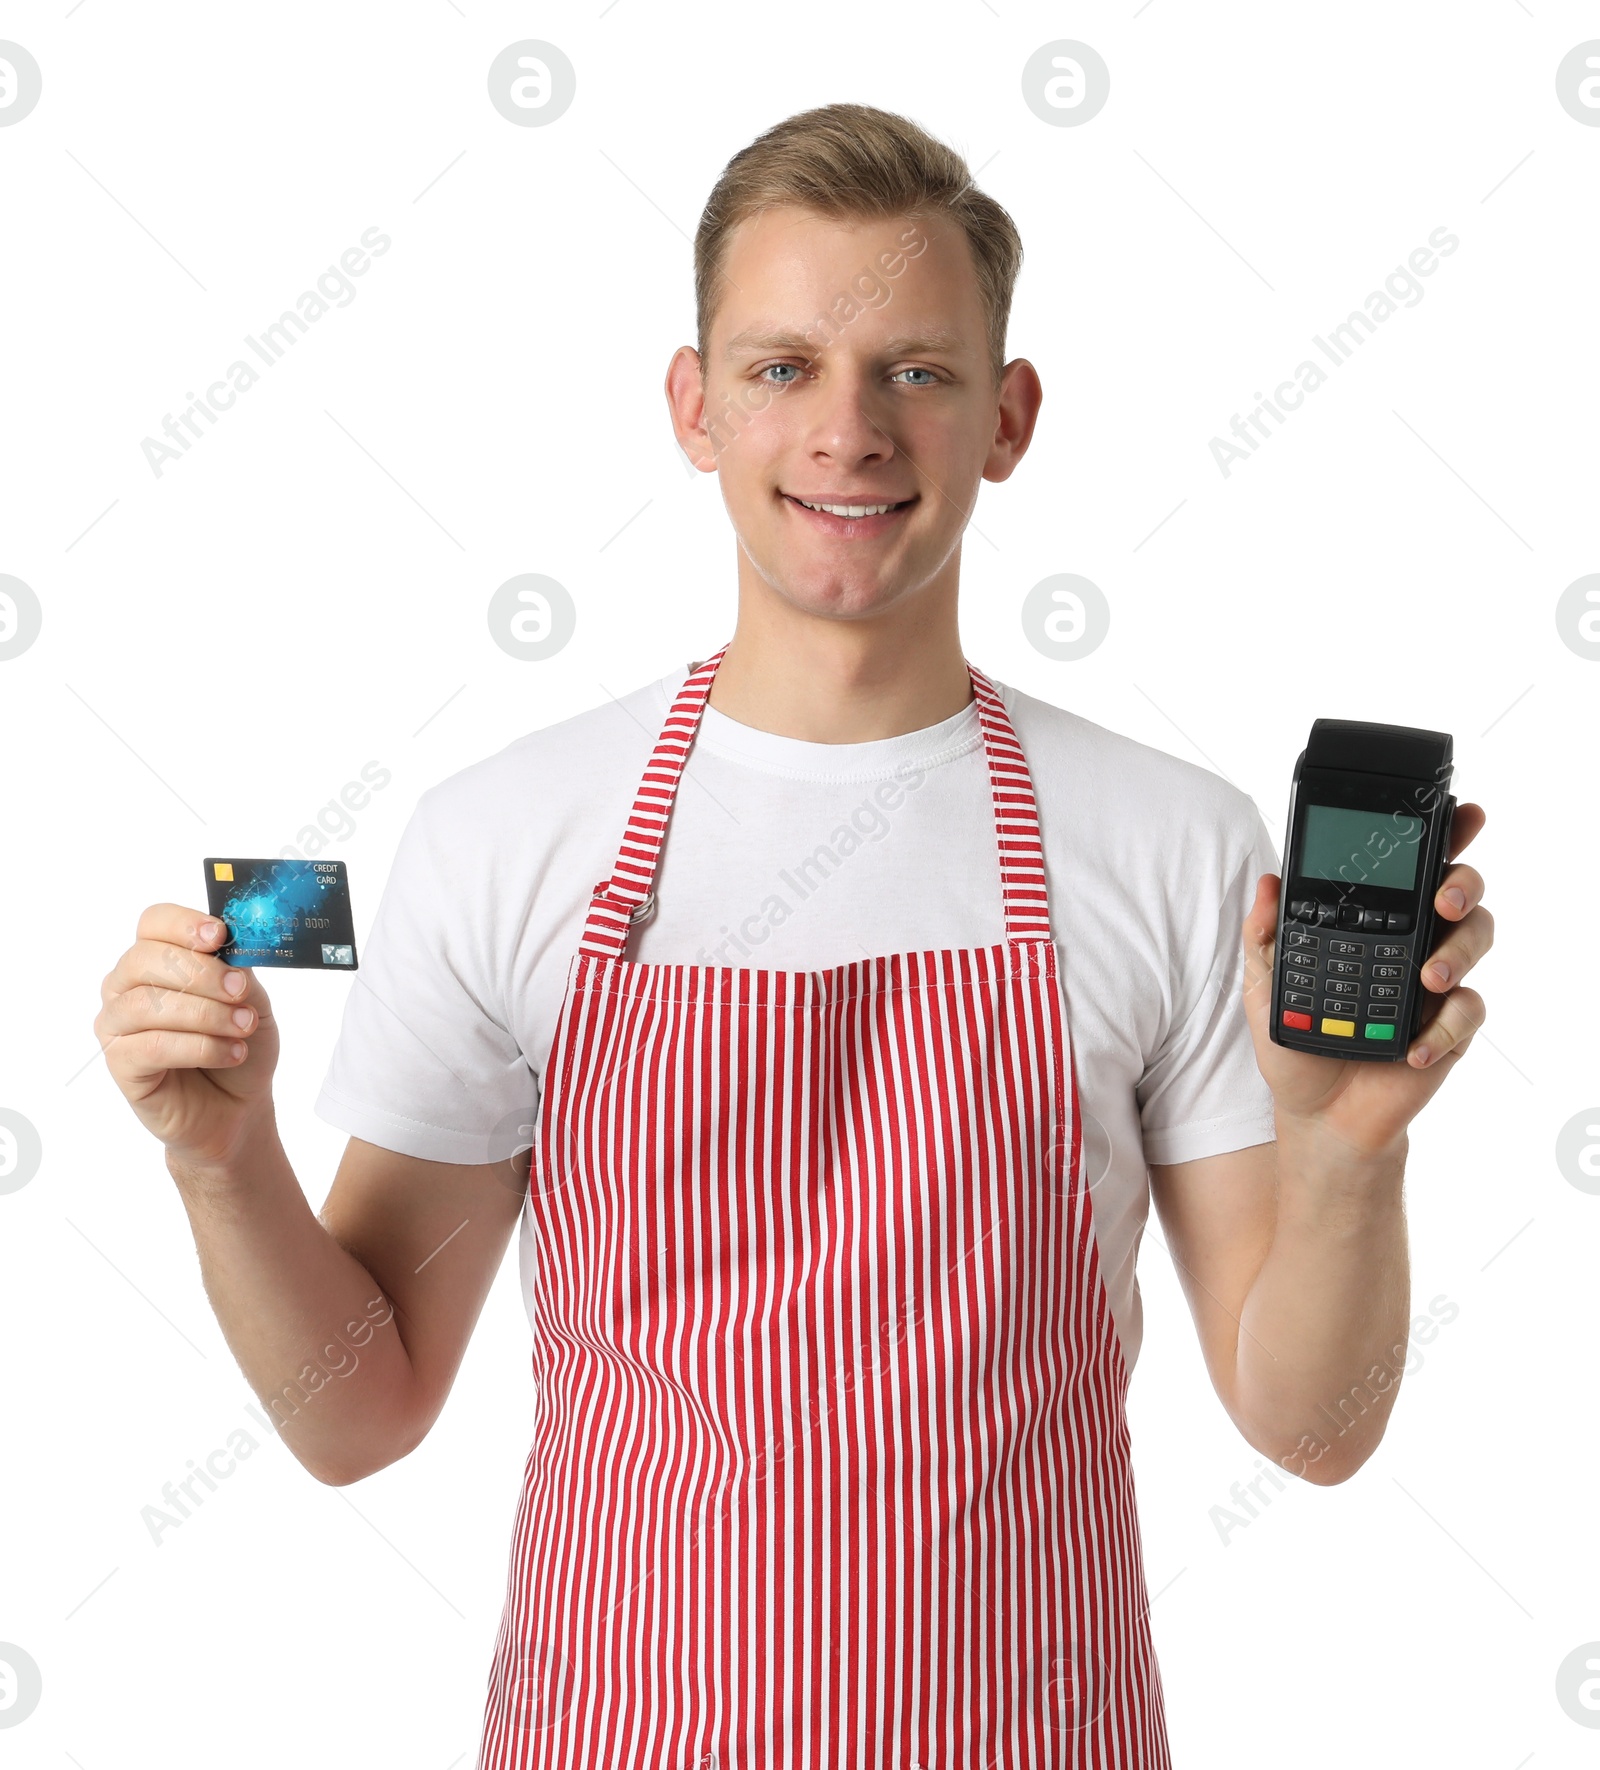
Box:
[802,361,896,472]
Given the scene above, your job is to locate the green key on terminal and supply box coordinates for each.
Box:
[1364,1023,1396,1040]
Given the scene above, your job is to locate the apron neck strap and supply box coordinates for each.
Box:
[580,643,1052,959]
[969,661,1053,944]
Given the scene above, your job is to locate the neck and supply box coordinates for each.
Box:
[707,570,973,744]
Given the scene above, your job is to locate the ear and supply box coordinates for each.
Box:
[665,345,719,473]
[982,357,1044,484]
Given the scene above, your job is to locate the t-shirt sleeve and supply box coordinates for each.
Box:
[1136,794,1280,1167]
[313,787,535,1165]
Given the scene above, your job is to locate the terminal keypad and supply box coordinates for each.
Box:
[1280,899,1418,1044]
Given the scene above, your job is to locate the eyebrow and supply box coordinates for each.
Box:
[722,325,971,357]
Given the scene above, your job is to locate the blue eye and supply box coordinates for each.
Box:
[756,362,941,387]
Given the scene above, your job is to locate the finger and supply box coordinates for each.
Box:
[1240,874,1281,1005]
[135,902,235,952]
[104,937,252,1007]
[103,1025,251,1089]
[1445,802,1486,864]
[1433,863,1484,921]
[1407,985,1486,1068]
[96,982,258,1046]
[1248,871,1281,942]
[1420,903,1495,993]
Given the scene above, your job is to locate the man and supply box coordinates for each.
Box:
[97,103,1491,1766]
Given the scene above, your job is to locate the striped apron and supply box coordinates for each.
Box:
[478,645,1171,1768]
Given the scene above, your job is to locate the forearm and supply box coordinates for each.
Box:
[1227,1116,1411,1484]
[167,1109,421,1486]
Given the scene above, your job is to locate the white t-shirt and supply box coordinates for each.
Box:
[315,659,1281,1374]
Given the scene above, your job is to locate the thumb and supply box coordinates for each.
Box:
[1244,871,1280,952]
[1240,872,1280,1010]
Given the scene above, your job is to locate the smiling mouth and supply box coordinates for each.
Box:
[782,493,918,522]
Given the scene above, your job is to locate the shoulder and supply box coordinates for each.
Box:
[993,676,1269,861]
[407,667,676,851]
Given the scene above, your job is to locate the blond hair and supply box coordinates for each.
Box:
[694,103,1023,384]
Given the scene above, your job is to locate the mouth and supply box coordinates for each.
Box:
[781,491,918,539]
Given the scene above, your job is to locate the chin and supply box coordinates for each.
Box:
[756,566,909,620]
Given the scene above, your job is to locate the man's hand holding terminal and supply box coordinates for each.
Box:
[1214,803,1492,1483]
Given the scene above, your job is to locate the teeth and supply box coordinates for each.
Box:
[798,498,897,518]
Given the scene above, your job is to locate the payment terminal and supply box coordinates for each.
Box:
[1269,720,1456,1063]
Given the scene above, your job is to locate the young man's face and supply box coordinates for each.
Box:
[667,206,1040,623]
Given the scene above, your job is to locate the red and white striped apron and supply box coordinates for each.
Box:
[479,645,1171,1768]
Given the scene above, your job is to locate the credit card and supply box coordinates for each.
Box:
[202,858,358,970]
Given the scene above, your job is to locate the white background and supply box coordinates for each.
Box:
[1,2,1596,1763]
